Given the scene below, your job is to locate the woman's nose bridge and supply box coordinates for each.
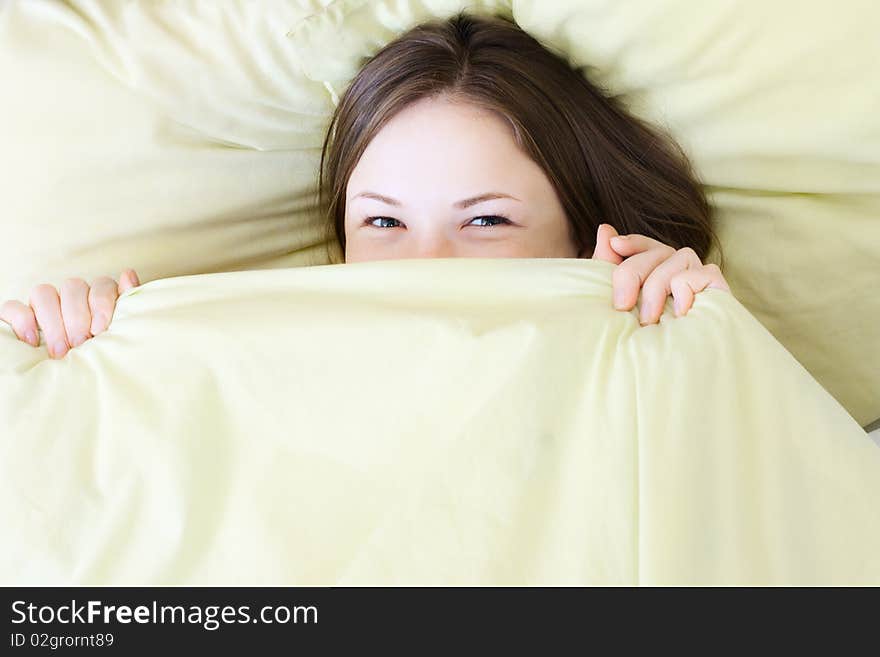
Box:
[416,241,454,258]
[412,222,457,257]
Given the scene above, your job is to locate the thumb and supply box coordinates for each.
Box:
[589,224,624,264]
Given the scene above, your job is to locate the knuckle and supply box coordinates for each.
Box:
[9,301,35,321]
[89,283,119,308]
[612,265,639,286]
[31,283,57,296]
[61,280,89,302]
[89,309,111,330]
[89,292,116,310]
[704,263,721,274]
[677,246,697,259]
[66,303,89,321]
[30,283,57,300]
[91,276,116,288]
[93,284,117,301]
[641,280,666,299]
[3,302,35,329]
[91,300,113,316]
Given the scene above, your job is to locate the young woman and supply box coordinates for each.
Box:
[0,12,731,360]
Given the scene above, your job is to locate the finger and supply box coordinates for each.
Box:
[88,276,120,335]
[610,233,676,258]
[669,265,732,318]
[588,224,624,264]
[638,247,703,325]
[611,246,677,312]
[118,269,140,295]
[0,300,40,346]
[59,277,93,347]
[29,284,70,359]
[703,263,731,293]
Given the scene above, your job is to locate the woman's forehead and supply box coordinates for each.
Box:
[369,96,515,152]
[347,97,544,201]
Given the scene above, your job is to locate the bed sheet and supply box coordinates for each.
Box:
[2,258,878,585]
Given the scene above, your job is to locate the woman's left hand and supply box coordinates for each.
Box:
[590,223,731,326]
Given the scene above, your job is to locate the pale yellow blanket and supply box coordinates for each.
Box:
[1,258,877,585]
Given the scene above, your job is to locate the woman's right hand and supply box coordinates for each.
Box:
[0,269,140,359]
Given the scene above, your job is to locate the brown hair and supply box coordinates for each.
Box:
[319,11,724,269]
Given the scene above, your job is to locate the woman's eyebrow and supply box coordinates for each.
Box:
[349,191,521,208]
[455,192,521,209]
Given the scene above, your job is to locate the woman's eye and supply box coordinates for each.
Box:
[365,217,402,228]
[364,215,511,228]
[467,215,511,227]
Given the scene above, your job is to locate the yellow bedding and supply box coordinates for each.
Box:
[2,258,877,585]
[2,0,878,426]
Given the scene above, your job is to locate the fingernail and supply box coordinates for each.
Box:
[613,289,627,310]
[674,299,683,316]
[25,329,38,346]
[131,271,140,286]
[640,304,653,325]
[52,341,68,358]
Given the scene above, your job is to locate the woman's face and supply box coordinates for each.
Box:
[343,96,583,262]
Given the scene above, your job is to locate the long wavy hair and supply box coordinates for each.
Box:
[319,11,724,268]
